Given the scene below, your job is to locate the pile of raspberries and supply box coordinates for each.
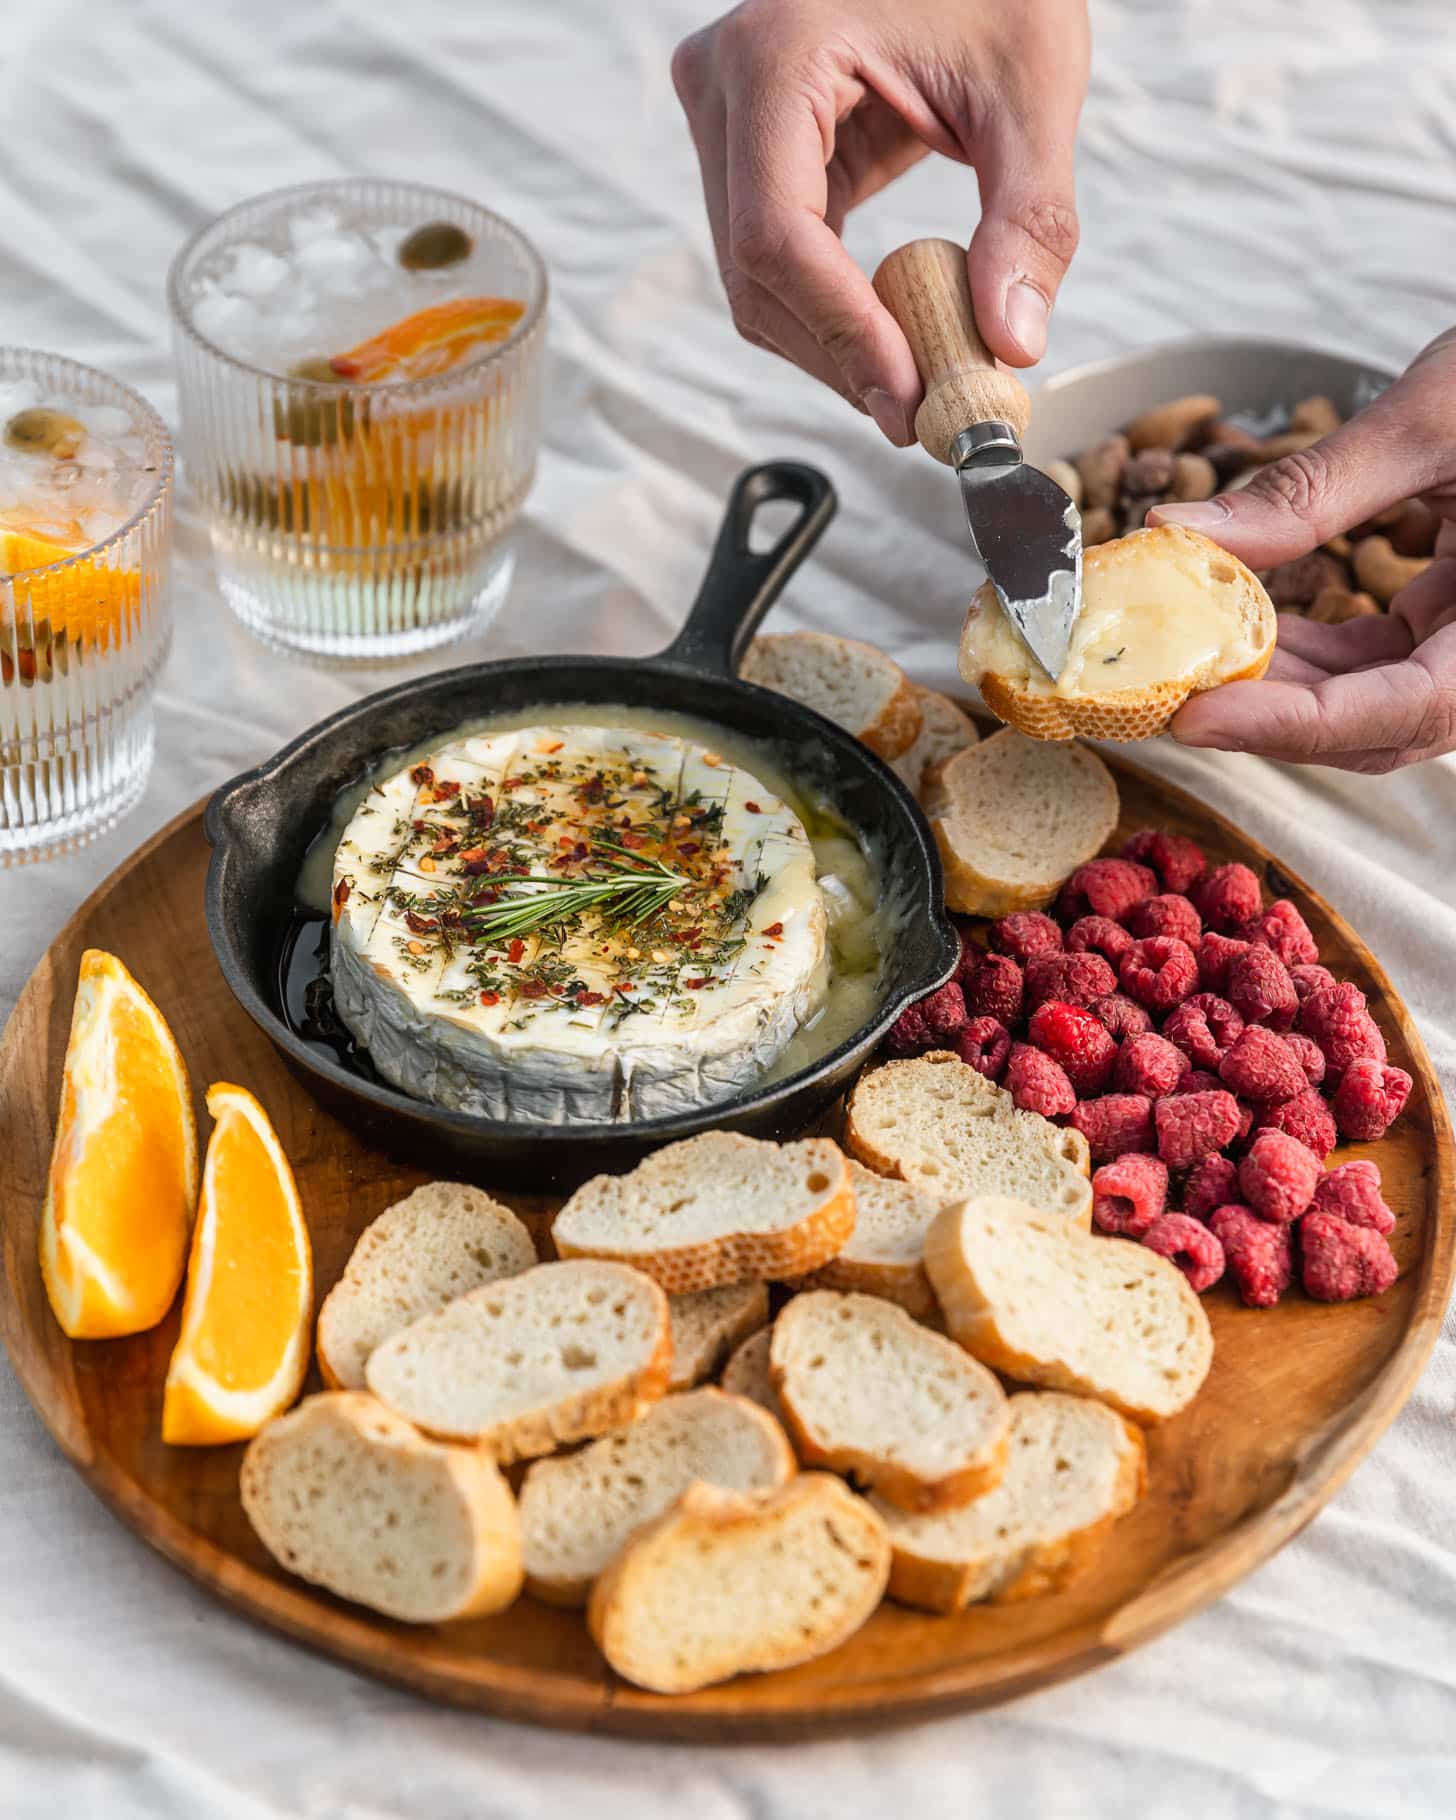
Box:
[888,830,1410,1306]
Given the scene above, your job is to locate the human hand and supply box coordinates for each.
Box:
[671,0,1089,444]
[1151,330,1456,772]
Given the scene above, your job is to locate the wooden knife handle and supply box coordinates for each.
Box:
[873,238,1031,465]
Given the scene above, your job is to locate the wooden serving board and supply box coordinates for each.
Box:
[2,757,1453,1741]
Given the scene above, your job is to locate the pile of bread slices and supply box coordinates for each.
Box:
[243,1055,1212,1697]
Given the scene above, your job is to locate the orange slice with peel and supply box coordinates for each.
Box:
[329,296,525,384]
[40,950,198,1340]
[162,1083,312,1446]
[1,527,140,653]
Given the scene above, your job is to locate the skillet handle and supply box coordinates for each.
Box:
[658,461,837,676]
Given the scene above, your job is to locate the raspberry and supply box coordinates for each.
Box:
[1194,861,1262,932]
[950,1015,1011,1082]
[1178,1069,1223,1095]
[1289,962,1336,1004]
[952,924,983,991]
[1092,1153,1169,1237]
[1057,857,1158,925]
[1209,1204,1292,1307]
[966,952,1024,1027]
[1252,1089,1337,1160]
[1127,893,1202,945]
[1115,1032,1189,1098]
[1028,1001,1117,1095]
[1197,931,1252,994]
[1218,1026,1306,1103]
[1300,1210,1398,1302]
[1183,1154,1240,1223]
[1310,1160,1396,1235]
[1004,1042,1076,1118]
[1242,898,1319,968]
[1238,1130,1321,1223]
[1070,1094,1156,1162]
[1122,828,1207,895]
[1331,1058,1412,1141]
[1154,1090,1241,1169]
[920,981,967,1040]
[1119,936,1199,1012]
[1088,993,1153,1039]
[1297,982,1387,1078]
[1163,994,1244,1070]
[1142,1213,1225,1293]
[886,1001,934,1056]
[1065,915,1134,964]
[990,911,1063,962]
[1024,951,1116,1012]
[1284,1032,1326,1088]
[1225,945,1297,1030]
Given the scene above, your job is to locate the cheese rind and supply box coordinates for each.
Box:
[330,725,828,1123]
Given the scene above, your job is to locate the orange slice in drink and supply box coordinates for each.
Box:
[329,296,525,384]
[1,527,140,654]
[40,950,199,1340]
[162,1084,312,1446]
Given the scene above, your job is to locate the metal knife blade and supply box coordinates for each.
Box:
[954,423,1082,682]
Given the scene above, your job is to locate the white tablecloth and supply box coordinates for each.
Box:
[4,2,1456,1813]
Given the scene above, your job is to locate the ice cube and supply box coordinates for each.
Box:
[293,232,370,289]
[0,378,42,422]
[225,241,291,298]
[289,206,344,250]
[192,289,260,349]
[80,405,134,439]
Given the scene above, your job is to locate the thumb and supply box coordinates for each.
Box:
[1149,354,1454,570]
[966,126,1081,368]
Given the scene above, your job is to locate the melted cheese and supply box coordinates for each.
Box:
[330,725,829,1122]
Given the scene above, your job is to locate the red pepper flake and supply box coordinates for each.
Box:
[614,981,635,995]
[507,938,526,964]
[520,979,547,999]
[526,820,546,835]
[332,878,350,909]
[411,819,430,833]
[459,845,487,865]
[558,835,576,851]
[430,833,459,856]
[685,977,710,990]
[548,982,566,996]
[764,921,784,938]
[619,829,648,850]
[577,990,606,1007]
[469,795,495,828]
[410,764,435,787]
[573,841,589,859]
[677,841,700,857]
[744,801,762,814]
[502,776,524,790]
[541,740,564,754]
[404,910,439,934]
[432,779,461,799]
[478,990,500,1007]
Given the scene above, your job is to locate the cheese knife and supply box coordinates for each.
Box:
[873,238,1082,681]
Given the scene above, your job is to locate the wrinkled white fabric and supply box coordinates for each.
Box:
[3,1,1455,1814]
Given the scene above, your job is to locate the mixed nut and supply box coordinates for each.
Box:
[1049,392,1437,624]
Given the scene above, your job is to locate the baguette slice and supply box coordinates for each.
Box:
[240,1392,522,1623]
[793,1159,941,1316]
[364,1259,672,1457]
[961,524,1276,742]
[921,729,1119,915]
[740,631,922,760]
[552,1132,854,1294]
[587,1475,890,1693]
[668,1282,770,1390]
[317,1182,536,1391]
[771,1290,1009,1511]
[874,1391,1146,1613]
[846,1053,1092,1229]
[925,1196,1213,1424]
[891,686,980,799]
[719,1326,784,1425]
[519,1387,794,1605]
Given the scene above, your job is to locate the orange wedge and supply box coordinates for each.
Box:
[1,527,140,652]
[329,296,525,383]
[162,1083,312,1446]
[40,950,199,1340]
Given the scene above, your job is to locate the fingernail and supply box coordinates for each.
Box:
[863,387,910,446]
[1004,282,1049,361]
[1150,500,1231,530]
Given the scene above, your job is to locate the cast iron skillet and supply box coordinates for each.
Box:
[205,461,959,1188]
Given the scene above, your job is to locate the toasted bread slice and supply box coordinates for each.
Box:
[891,686,980,798]
[519,1387,795,1605]
[719,1325,784,1424]
[792,1159,941,1316]
[771,1290,1009,1510]
[846,1053,1092,1229]
[364,1259,672,1457]
[586,1475,890,1693]
[921,729,1119,916]
[668,1282,770,1390]
[740,631,922,760]
[874,1391,1146,1613]
[552,1132,854,1294]
[961,524,1276,742]
[317,1182,536,1391]
[240,1392,522,1623]
[925,1196,1213,1424]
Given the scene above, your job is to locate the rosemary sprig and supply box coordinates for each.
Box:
[461,854,691,944]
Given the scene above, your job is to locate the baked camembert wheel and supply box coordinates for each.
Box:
[330,724,829,1122]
